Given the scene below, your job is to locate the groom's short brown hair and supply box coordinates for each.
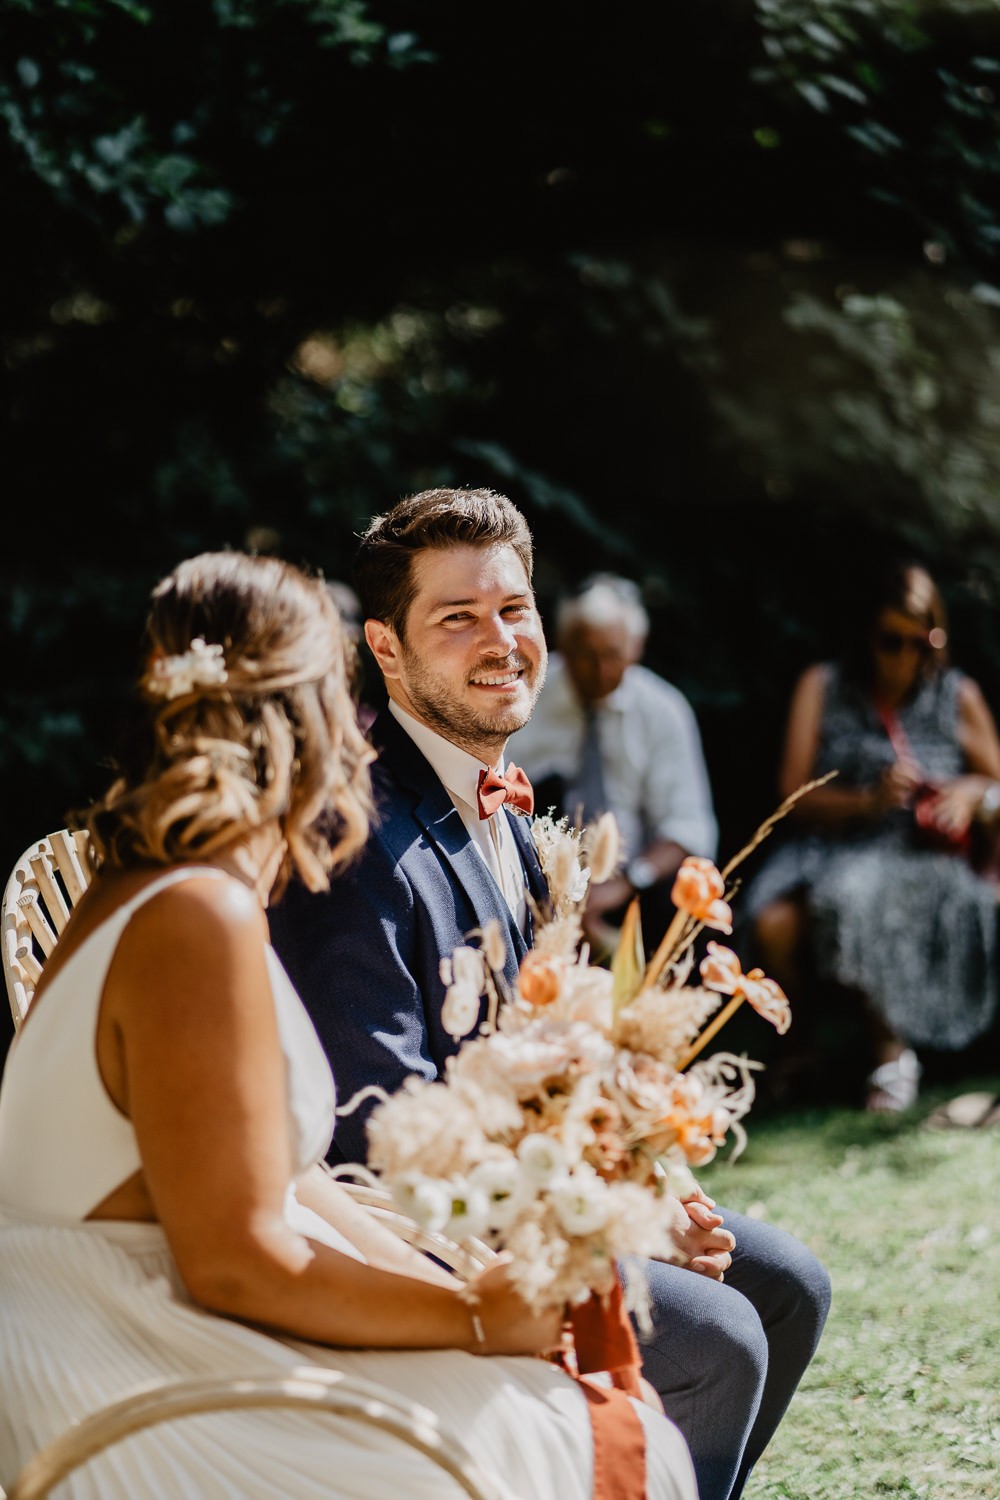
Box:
[353,487,534,639]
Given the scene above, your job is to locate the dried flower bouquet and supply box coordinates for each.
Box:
[343,778,832,1320]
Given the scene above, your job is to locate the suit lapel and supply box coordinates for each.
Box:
[374,712,530,972]
[415,787,523,941]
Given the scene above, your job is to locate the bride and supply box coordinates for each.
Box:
[0,550,696,1499]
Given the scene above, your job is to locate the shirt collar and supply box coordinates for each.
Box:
[388,700,503,813]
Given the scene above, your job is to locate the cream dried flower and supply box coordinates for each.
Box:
[481,918,508,974]
[145,637,228,700]
[563,962,615,1033]
[441,982,482,1040]
[551,1168,612,1236]
[445,1042,523,1131]
[359,779,806,1318]
[584,812,622,886]
[390,1174,453,1233]
[531,913,584,961]
[439,945,486,992]
[532,813,589,913]
[553,841,589,905]
[655,1158,699,1202]
[516,1132,572,1187]
[468,1155,528,1231]
[502,1208,575,1309]
[443,1179,491,1241]
[614,985,721,1066]
[365,1079,487,1180]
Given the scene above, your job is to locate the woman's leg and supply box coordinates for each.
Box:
[752,895,821,1102]
[752,896,807,998]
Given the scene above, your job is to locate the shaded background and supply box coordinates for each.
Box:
[5,0,1000,1074]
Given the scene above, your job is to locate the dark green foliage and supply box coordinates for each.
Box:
[5,0,1000,993]
[753,0,1000,272]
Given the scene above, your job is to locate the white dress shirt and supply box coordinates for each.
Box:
[507,655,718,861]
[388,701,528,930]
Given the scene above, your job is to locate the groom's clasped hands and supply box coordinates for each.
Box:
[666,1188,737,1282]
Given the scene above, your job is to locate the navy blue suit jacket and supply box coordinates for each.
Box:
[269,709,549,1166]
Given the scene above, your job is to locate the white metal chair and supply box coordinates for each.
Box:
[3,829,93,1030]
[0,831,498,1500]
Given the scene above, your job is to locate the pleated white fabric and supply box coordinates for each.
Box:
[0,870,696,1500]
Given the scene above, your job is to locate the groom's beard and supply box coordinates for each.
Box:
[398,646,546,760]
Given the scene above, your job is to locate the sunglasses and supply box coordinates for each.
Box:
[873,629,932,657]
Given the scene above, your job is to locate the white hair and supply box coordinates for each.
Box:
[555,575,649,646]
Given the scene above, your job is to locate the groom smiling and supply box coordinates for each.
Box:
[270,487,830,1500]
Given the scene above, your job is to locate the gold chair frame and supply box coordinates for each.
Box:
[4,1367,501,1500]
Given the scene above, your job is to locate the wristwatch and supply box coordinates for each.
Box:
[976,782,1000,824]
[625,856,658,893]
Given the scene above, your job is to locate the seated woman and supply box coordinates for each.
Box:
[0,552,696,1499]
[743,560,1000,1113]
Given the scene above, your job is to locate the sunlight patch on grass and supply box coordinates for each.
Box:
[700,1079,1000,1500]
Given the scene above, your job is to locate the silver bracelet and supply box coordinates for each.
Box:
[459,1287,488,1353]
[469,1308,487,1353]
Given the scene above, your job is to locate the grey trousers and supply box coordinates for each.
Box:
[632,1208,832,1500]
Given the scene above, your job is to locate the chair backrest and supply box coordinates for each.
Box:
[2,830,93,1031]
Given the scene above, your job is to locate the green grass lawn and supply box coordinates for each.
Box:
[699,1076,1000,1500]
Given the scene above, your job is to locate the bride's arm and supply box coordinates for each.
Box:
[101,875,558,1355]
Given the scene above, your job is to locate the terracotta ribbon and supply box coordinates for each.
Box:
[564,1282,647,1500]
[476,763,534,819]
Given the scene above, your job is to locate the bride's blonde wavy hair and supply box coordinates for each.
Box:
[77,551,374,897]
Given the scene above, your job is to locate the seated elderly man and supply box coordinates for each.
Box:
[507,574,718,954]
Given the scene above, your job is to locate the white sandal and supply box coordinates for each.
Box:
[866,1048,921,1113]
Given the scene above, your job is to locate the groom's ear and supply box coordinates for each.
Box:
[364,618,403,682]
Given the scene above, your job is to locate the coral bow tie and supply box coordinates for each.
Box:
[477,763,535,819]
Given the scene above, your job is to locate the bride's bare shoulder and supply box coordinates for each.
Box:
[44,865,259,981]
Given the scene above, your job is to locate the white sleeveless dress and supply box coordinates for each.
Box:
[0,869,696,1500]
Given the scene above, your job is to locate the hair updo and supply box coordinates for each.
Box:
[77,551,374,895]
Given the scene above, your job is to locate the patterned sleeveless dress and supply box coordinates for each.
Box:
[742,664,997,1050]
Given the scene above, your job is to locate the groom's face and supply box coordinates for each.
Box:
[366,542,547,762]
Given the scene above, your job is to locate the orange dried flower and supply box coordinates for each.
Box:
[670,857,733,933]
[699,942,743,995]
[518,952,565,1007]
[741,970,792,1035]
